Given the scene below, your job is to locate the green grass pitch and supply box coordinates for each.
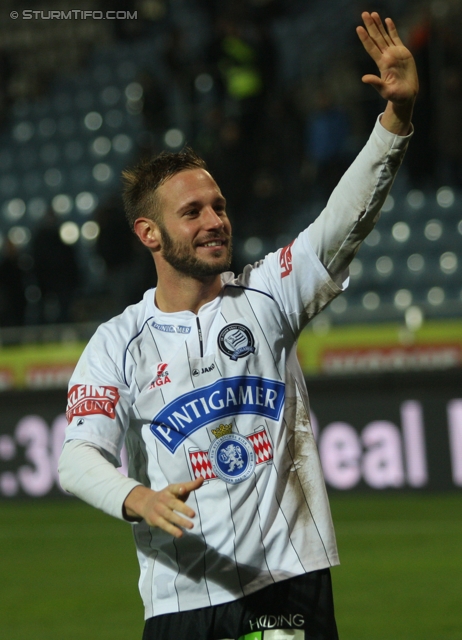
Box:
[1,493,461,639]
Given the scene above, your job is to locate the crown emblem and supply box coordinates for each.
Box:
[211,423,233,439]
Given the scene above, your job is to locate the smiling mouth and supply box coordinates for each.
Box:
[197,237,228,249]
[201,240,225,247]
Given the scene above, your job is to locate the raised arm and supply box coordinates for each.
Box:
[306,12,418,279]
[357,11,419,135]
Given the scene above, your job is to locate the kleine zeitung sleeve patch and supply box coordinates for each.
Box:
[280,240,295,278]
[66,384,121,423]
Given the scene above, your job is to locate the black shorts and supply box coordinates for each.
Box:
[142,568,339,640]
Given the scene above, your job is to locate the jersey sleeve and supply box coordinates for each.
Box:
[239,228,343,338]
[240,116,412,337]
[64,324,131,466]
[307,115,412,277]
[58,439,142,521]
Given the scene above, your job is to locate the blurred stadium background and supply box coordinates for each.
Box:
[0,0,461,638]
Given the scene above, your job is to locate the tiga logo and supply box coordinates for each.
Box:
[157,362,168,376]
[66,384,120,423]
[149,362,172,389]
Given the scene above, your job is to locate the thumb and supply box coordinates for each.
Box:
[362,74,383,88]
[361,74,387,97]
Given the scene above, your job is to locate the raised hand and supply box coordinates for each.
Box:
[357,12,419,133]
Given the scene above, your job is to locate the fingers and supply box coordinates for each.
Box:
[358,12,399,53]
[384,17,404,47]
[174,476,205,502]
[362,13,386,51]
[356,25,381,62]
[144,477,205,538]
[153,498,196,537]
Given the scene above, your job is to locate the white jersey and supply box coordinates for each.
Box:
[63,118,412,619]
[66,231,341,617]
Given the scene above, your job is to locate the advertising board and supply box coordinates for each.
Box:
[1,369,461,498]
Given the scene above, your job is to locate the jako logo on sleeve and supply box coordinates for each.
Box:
[66,384,120,423]
[280,240,295,278]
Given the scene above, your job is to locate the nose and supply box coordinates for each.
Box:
[203,206,224,230]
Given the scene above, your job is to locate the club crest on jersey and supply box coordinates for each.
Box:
[189,426,273,484]
[149,362,171,389]
[218,324,255,361]
[209,432,256,484]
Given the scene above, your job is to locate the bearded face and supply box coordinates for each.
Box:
[152,168,233,279]
[158,222,233,278]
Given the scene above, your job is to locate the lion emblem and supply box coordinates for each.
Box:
[218,444,244,472]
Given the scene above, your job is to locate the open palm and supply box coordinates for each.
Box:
[357,12,419,105]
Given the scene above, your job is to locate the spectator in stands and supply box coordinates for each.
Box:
[31,209,80,324]
[304,88,352,200]
[207,16,271,145]
[96,196,156,316]
[403,9,435,187]
[0,48,13,128]
[436,66,462,187]
[0,240,27,328]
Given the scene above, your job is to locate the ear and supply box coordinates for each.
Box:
[134,217,161,250]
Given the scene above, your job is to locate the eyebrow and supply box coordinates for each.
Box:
[176,195,227,214]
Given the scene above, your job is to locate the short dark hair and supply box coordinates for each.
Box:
[122,147,208,231]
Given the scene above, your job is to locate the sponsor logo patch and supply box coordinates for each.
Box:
[248,612,305,633]
[150,376,285,453]
[192,363,215,377]
[152,321,190,334]
[149,362,172,389]
[218,324,255,361]
[66,384,120,423]
[280,240,295,278]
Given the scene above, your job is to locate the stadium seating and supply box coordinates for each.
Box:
[0,2,461,329]
[325,188,462,323]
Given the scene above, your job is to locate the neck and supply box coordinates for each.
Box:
[154,269,223,314]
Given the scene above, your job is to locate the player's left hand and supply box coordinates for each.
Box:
[356,12,419,105]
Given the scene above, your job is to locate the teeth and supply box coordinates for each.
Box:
[203,241,222,247]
